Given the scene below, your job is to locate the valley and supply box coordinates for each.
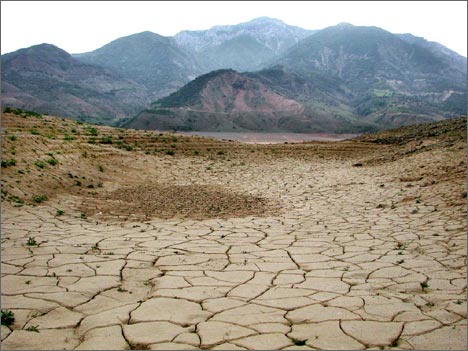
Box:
[1,110,466,350]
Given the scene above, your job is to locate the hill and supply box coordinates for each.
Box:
[1,44,149,125]
[123,69,376,133]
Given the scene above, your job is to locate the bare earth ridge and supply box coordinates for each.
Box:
[1,112,466,350]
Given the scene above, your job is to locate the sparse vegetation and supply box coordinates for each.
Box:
[4,107,42,118]
[25,325,40,332]
[56,209,64,216]
[1,159,16,167]
[8,195,24,206]
[64,133,74,141]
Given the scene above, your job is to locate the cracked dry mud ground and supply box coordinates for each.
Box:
[1,114,467,350]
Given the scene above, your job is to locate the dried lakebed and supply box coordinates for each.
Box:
[175,132,359,144]
[1,114,466,350]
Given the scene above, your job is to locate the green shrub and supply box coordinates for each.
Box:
[166,150,175,156]
[99,136,113,144]
[46,158,58,166]
[8,135,16,141]
[1,310,15,326]
[26,237,37,246]
[56,209,64,216]
[32,195,48,203]
[30,129,39,135]
[85,127,98,136]
[34,161,46,169]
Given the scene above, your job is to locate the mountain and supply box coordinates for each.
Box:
[273,23,467,127]
[174,17,315,72]
[123,69,376,133]
[73,31,203,99]
[396,33,467,75]
[2,21,466,131]
[127,24,466,133]
[1,44,149,124]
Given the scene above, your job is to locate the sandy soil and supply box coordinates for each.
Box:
[1,112,466,350]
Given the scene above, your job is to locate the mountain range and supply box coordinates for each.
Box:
[1,17,466,132]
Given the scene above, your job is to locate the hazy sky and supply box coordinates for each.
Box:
[1,1,467,56]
